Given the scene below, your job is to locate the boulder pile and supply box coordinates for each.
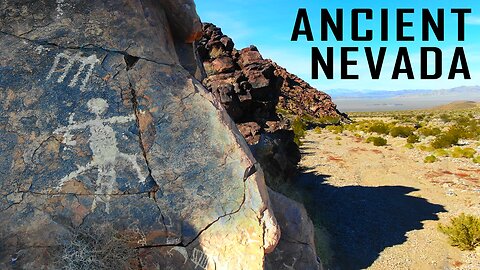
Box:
[197,23,347,187]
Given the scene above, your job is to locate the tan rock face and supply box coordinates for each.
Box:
[265,189,323,270]
[0,1,278,269]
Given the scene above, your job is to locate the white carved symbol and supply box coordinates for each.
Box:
[46,52,99,91]
[191,248,208,270]
[54,98,146,213]
[162,215,181,245]
[56,0,66,18]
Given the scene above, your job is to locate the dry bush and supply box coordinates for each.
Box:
[55,225,137,270]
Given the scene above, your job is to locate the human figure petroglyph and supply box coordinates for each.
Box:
[54,98,146,212]
[46,52,99,91]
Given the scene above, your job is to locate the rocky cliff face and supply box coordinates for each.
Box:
[197,23,346,129]
[0,1,280,269]
[196,23,347,188]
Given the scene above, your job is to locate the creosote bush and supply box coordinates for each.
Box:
[366,136,387,146]
[292,117,307,146]
[431,132,459,149]
[407,134,420,144]
[404,143,414,149]
[368,122,390,135]
[433,149,449,157]
[438,213,480,251]
[326,125,344,134]
[450,147,477,159]
[390,126,414,138]
[424,155,437,163]
[418,127,441,137]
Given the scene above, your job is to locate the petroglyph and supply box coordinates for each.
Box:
[55,0,67,18]
[46,52,99,91]
[191,248,209,270]
[35,45,50,55]
[54,98,146,212]
[162,215,181,245]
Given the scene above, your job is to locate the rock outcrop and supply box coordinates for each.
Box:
[0,1,280,269]
[197,24,297,187]
[197,23,325,270]
[274,63,346,121]
[196,23,347,188]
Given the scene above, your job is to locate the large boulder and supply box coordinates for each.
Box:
[265,189,323,270]
[0,1,279,269]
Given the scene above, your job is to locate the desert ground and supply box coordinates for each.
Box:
[298,128,480,270]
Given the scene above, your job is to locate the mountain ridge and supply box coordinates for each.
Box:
[327,85,480,99]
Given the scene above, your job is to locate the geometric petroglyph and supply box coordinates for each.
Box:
[191,248,209,270]
[46,52,99,91]
[54,98,146,213]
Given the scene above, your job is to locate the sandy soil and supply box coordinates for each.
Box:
[298,130,480,270]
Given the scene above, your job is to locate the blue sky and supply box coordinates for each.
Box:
[196,0,480,92]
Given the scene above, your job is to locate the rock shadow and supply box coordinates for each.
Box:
[297,171,446,270]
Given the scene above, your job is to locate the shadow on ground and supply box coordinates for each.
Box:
[296,170,446,270]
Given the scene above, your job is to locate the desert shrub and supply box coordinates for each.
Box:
[424,155,437,163]
[473,156,480,164]
[366,136,387,146]
[433,149,450,157]
[326,125,344,134]
[315,116,341,125]
[407,134,420,144]
[418,127,441,137]
[292,117,307,146]
[440,113,451,123]
[404,143,414,149]
[313,127,323,134]
[448,124,479,140]
[368,122,390,135]
[438,213,480,251]
[417,144,435,152]
[450,147,477,158]
[416,114,425,121]
[431,132,459,149]
[54,225,136,270]
[335,136,342,141]
[390,126,414,138]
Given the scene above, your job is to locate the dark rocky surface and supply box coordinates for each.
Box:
[0,1,280,269]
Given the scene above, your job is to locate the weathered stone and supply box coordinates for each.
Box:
[237,122,262,145]
[211,57,235,74]
[0,1,279,269]
[238,46,263,69]
[265,189,323,270]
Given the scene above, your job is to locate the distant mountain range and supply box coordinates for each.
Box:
[326,86,480,99]
[324,86,480,112]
